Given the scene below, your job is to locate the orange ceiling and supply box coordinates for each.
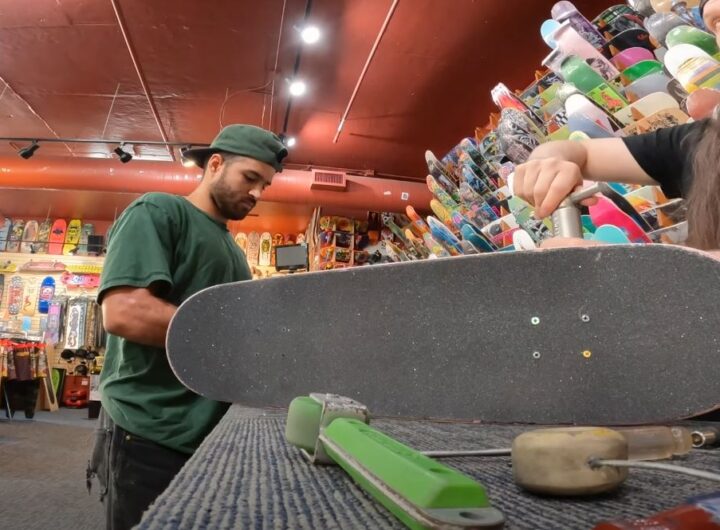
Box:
[0,0,616,180]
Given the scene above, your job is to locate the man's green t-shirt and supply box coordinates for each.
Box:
[98,192,251,454]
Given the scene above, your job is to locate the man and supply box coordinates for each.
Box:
[513,0,717,248]
[88,124,288,530]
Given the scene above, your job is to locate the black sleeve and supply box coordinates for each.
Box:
[621,120,706,198]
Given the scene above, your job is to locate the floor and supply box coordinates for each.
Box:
[0,407,105,530]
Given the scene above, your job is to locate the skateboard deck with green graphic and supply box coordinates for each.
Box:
[168,245,720,425]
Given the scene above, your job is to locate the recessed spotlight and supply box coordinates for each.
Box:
[18,140,40,159]
[300,25,321,44]
[286,137,297,148]
[289,80,307,97]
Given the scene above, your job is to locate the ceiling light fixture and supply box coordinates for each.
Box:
[180,146,196,167]
[300,25,321,44]
[18,140,40,159]
[286,137,297,148]
[289,79,307,97]
[113,143,133,163]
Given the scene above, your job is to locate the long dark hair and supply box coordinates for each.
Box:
[687,117,720,249]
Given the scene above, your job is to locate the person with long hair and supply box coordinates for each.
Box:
[513,0,720,251]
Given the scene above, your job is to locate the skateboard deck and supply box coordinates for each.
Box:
[258,232,272,267]
[246,231,260,266]
[7,275,23,316]
[35,219,52,254]
[0,217,11,252]
[38,276,55,314]
[63,219,82,255]
[48,219,67,255]
[167,245,720,425]
[20,220,38,254]
[21,280,38,316]
[611,46,655,70]
[6,219,24,252]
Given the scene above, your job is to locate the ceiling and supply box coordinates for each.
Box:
[0,0,616,181]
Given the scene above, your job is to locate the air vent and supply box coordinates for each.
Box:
[311,170,347,191]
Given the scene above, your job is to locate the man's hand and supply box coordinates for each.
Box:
[513,158,597,219]
[539,237,606,249]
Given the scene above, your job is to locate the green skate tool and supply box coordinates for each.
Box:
[285,393,505,530]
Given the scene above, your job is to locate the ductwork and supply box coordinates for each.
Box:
[0,156,431,212]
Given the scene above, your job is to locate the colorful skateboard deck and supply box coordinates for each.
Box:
[613,91,679,124]
[611,46,655,70]
[664,44,720,93]
[20,220,38,254]
[6,219,24,253]
[21,280,38,316]
[167,245,720,424]
[35,219,52,254]
[666,25,719,58]
[7,275,24,316]
[0,217,11,252]
[64,298,87,349]
[63,219,82,255]
[38,276,55,314]
[623,72,673,101]
[48,219,67,255]
[551,1,607,51]
[560,56,628,114]
[645,12,687,46]
[0,275,4,313]
[622,59,664,83]
[258,232,272,267]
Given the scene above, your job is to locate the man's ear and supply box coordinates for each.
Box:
[205,153,224,178]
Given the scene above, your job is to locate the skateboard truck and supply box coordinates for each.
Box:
[285,393,505,529]
[552,183,607,238]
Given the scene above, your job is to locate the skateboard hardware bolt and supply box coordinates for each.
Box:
[582,350,592,359]
[581,314,590,323]
[532,351,541,359]
[531,317,540,325]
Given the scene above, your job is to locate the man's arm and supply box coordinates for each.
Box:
[514,138,658,218]
[101,285,177,348]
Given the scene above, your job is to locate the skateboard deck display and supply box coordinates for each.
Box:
[63,219,82,255]
[167,245,720,425]
[21,279,38,316]
[0,217,11,252]
[20,220,38,254]
[48,219,67,255]
[38,276,55,314]
[258,232,272,267]
[6,275,24,316]
[6,219,24,252]
[35,219,52,254]
[246,231,260,266]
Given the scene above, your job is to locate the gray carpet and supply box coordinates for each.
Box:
[0,408,104,530]
[139,405,720,530]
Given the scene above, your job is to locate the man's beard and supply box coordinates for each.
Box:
[210,170,255,220]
